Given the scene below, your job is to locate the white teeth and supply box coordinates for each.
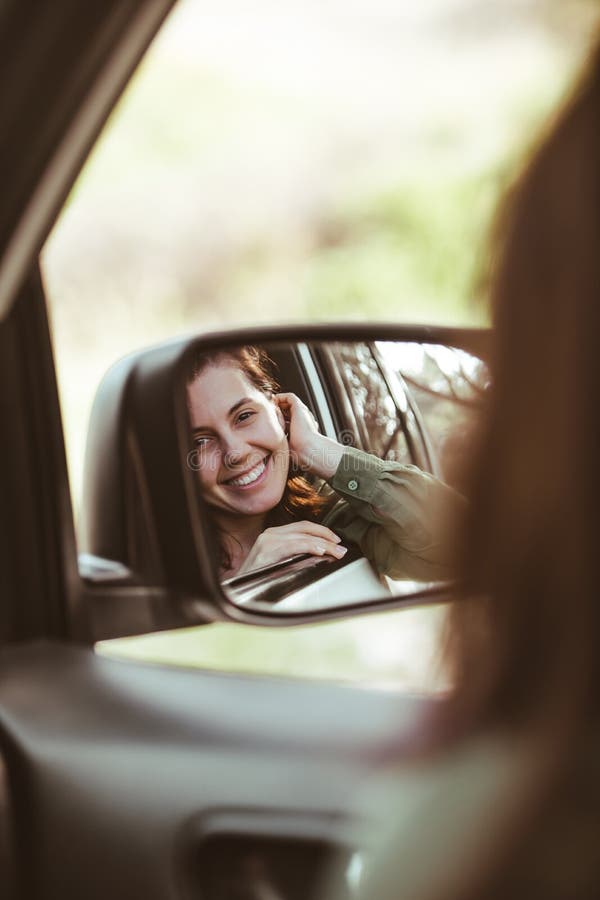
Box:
[226,459,267,487]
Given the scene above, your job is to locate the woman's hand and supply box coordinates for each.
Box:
[237,521,347,575]
[274,393,344,479]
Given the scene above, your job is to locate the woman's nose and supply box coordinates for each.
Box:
[222,436,249,468]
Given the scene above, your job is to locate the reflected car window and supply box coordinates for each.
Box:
[378,341,490,491]
[329,342,413,465]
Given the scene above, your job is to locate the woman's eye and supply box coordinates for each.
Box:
[193,435,212,448]
[237,410,256,424]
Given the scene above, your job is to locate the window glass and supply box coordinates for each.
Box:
[329,342,413,465]
[41,0,597,690]
[42,0,595,516]
[96,604,451,694]
[379,341,490,491]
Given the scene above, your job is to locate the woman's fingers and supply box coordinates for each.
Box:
[275,393,318,429]
[274,393,330,474]
[312,541,348,559]
[238,522,347,574]
[277,535,347,560]
[265,520,341,542]
[236,521,348,576]
[256,524,347,562]
[273,392,296,407]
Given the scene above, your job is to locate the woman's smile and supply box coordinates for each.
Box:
[222,454,270,489]
[187,361,289,520]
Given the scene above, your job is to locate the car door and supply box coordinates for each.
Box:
[0,5,440,899]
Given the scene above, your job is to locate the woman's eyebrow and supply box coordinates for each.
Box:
[228,397,253,416]
[191,397,254,433]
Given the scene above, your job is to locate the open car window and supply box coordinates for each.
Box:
[377,341,491,491]
[38,0,587,689]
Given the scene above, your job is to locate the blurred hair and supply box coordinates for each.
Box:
[410,35,600,900]
[438,36,600,742]
[447,36,600,737]
[187,345,330,572]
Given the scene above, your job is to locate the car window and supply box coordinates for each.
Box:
[97,603,451,694]
[378,342,490,491]
[326,342,413,466]
[39,0,593,690]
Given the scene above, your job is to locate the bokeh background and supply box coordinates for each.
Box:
[41,0,600,689]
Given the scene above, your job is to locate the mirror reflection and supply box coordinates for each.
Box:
[185,340,489,614]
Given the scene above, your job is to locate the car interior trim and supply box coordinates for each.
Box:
[0,0,176,320]
[295,342,338,440]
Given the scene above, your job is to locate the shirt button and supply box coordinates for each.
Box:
[348,479,359,491]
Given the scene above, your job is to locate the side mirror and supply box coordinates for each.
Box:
[80,324,489,636]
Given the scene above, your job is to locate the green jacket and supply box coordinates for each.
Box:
[321,447,465,582]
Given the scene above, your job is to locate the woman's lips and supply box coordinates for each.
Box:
[223,455,270,490]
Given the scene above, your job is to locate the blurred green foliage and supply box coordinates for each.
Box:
[44,0,599,688]
[303,170,506,323]
[98,604,450,692]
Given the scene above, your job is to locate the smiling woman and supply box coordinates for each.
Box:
[185,343,465,585]
[186,346,335,577]
[187,351,291,517]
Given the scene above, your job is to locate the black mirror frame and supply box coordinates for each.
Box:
[81,322,489,639]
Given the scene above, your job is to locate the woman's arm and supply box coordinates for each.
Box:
[275,392,465,582]
[322,446,465,582]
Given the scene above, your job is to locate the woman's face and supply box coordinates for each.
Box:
[187,361,289,518]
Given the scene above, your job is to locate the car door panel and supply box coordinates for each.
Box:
[0,641,435,900]
[0,0,176,318]
[0,4,485,897]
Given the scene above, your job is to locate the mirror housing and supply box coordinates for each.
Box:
[81,323,489,636]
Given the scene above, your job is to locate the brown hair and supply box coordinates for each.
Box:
[187,345,330,573]
[400,37,600,900]
[447,38,600,739]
